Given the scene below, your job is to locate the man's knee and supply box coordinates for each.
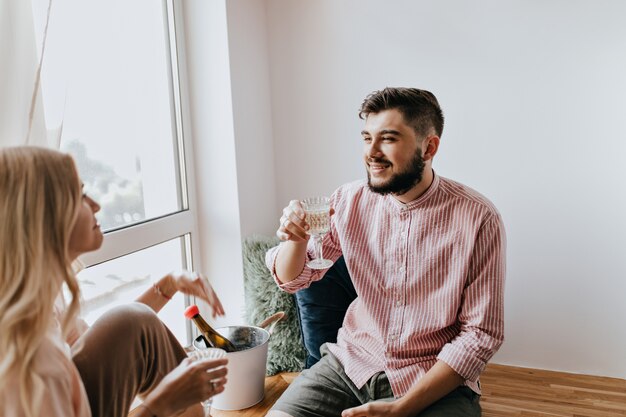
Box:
[417,387,481,417]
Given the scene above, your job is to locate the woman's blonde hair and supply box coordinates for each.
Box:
[0,146,83,417]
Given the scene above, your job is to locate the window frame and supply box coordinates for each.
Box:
[77,0,200,345]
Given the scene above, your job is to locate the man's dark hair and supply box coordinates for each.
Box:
[359,87,444,137]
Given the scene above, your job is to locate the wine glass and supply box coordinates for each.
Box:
[301,196,334,269]
[187,347,227,417]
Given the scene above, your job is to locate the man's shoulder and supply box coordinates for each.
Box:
[438,176,501,218]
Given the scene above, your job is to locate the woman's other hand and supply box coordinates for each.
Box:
[142,356,228,416]
[163,271,225,318]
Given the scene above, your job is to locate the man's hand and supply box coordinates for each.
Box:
[342,400,409,417]
[343,361,464,417]
[277,200,310,242]
[273,198,334,283]
[276,199,335,242]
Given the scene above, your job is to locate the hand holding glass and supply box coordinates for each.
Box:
[187,348,227,417]
[302,197,334,269]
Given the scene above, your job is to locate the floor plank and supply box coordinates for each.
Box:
[480,364,626,417]
[212,373,296,417]
[207,365,626,417]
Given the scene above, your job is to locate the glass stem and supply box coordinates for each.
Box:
[315,234,324,261]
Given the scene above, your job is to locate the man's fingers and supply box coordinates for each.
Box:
[279,215,290,229]
[277,229,290,241]
[277,199,313,242]
[289,200,306,219]
[278,215,308,240]
[282,207,305,225]
[283,218,308,240]
[341,405,367,417]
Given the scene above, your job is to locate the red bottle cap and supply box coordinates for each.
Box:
[184,305,200,319]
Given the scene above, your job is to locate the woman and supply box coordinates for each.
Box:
[0,146,227,417]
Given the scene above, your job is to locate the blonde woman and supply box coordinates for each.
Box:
[0,146,228,417]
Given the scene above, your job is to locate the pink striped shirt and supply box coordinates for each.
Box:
[266,173,506,397]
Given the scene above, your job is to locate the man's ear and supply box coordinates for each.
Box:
[422,135,440,161]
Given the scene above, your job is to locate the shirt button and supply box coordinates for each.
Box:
[385,352,393,359]
[396,300,403,307]
[399,266,405,274]
[390,334,398,341]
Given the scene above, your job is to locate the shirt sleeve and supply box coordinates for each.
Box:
[265,193,343,293]
[437,211,506,382]
[265,237,340,293]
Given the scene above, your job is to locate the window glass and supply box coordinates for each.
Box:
[78,237,188,345]
[35,0,182,232]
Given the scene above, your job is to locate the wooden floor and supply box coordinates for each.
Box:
[480,364,626,416]
[212,364,626,417]
[212,372,298,417]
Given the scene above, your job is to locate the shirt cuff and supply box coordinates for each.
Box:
[437,341,488,382]
[265,242,318,293]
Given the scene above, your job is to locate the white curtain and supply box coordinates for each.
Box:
[0,0,58,148]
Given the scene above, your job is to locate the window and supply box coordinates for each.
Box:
[34,0,197,345]
[79,237,190,343]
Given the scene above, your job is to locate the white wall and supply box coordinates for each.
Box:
[180,0,246,327]
[188,0,626,377]
[179,0,279,327]
[226,0,279,238]
[262,0,626,378]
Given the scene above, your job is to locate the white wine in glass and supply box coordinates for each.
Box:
[302,196,334,269]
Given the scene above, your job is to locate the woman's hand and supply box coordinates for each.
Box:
[163,271,225,318]
[142,356,228,416]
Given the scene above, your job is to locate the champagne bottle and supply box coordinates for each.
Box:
[184,305,237,352]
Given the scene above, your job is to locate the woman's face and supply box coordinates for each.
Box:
[68,190,103,260]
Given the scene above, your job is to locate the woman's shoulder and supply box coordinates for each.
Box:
[34,333,76,376]
[2,334,91,417]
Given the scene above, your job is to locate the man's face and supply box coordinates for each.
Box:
[362,109,426,196]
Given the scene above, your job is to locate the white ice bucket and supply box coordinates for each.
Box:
[193,312,285,410]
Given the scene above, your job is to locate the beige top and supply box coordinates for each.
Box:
[2,303,91,417]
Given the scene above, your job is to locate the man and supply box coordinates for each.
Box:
[265,87,505,416]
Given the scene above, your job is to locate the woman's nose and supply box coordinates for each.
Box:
[87,196,101,213]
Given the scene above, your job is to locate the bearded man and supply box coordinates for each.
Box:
[266,87,506,417]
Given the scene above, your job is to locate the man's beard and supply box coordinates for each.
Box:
[367,150,426,196]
